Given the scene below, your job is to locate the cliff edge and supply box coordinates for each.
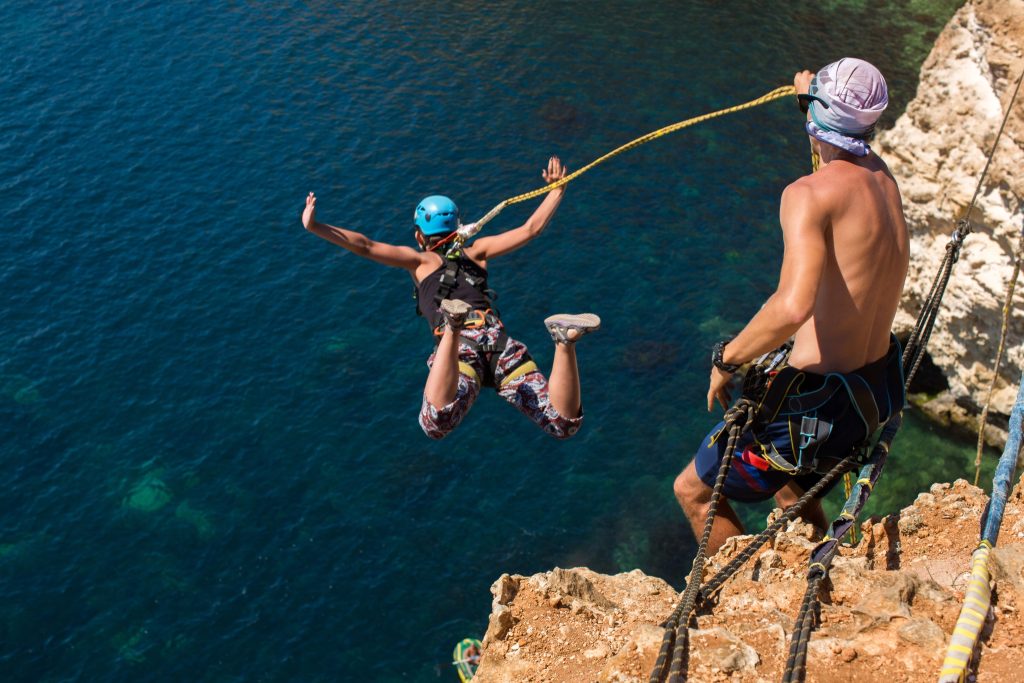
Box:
[474,477,1024,682]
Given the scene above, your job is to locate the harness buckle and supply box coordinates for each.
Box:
[799,416,818,450]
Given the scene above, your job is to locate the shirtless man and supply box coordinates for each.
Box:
[673,58,910,555]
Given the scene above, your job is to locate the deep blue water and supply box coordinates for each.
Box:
[1,1,985,681]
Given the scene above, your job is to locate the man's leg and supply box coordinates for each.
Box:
[673,460,745,557]
[775,481,828,531]
[423,300,471,407]
[544,313,600,418]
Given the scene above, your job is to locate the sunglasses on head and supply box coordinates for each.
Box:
[798,75,830,114]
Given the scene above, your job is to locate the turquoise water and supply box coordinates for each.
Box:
[1,1,985,681]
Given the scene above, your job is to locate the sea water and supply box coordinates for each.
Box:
[0,1,985,680]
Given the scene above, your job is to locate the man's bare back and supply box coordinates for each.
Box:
[678,58,909,557]
[786,147,909,373]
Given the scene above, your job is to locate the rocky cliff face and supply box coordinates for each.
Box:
[473,477,1024,682]
[874,0,1024,442]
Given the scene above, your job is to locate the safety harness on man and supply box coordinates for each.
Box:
[712,337,904,476]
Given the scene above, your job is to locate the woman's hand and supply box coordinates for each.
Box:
[542,156,567,186]
[302,192,317,229]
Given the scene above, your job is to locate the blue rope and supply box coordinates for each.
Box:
[982,370,1024,546]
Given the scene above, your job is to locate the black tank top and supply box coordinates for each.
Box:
[416,255,492,329]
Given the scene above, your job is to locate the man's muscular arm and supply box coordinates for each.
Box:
[707,181,827,410]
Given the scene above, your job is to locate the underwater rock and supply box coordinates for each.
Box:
[113,626,150,664]
[174,501,214,540]
[537,98,589,137]
[621,340,680,372]
[0,374,43,406]
[123,474,172,513]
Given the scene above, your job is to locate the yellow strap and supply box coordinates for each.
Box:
[464,85,797,237]
[498,360,538,389]
[856,477,873,491]
[842,472,858,543]
[965,596,990,611]
[963,606,987,620]
[458,361,479,384]
[956,613,984,628]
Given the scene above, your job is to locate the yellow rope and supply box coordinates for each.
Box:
[842,472,858,544]
[973,231,1023,485]
[461,85,797,238]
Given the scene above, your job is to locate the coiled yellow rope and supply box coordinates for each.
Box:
[459,85,797,240]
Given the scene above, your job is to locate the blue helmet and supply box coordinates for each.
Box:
[414,195,459,236]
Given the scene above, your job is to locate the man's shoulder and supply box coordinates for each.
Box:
[781,173,823,205]
[785,162,863,201]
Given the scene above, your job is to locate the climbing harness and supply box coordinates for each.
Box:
[412,245,534,388]
[453,85,797,245]
[414,246,498,328]
[939,374,1024,683]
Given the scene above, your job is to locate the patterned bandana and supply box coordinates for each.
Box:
[804,58,888,157]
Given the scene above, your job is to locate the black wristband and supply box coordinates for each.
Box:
[712,339,740,374]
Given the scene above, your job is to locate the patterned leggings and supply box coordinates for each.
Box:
[418,325,583,440]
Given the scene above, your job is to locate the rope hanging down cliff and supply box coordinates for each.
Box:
[451,85,797,245]
[939,373,1024,683]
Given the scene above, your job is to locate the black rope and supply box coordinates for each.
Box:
[776,414,902,683]
[695,454,857,605]
[903,67,1023,386]
[648,400,754,683]
[903,235,961,387]
[781,573,825,683]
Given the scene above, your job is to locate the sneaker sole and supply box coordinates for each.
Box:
[441,299,473,317]
[544,313,601,337]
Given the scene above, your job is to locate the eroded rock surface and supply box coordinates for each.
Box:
[474,477,1024,682]
[874,0,1024,443]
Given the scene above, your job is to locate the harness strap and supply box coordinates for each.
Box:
[434,257,462,307]
[456,330,520,389]
[499,360,537,388]
[458,361,479,384]
[753,365,884,475]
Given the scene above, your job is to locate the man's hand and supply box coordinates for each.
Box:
[707,366,734,412]
[302,192,318,230]
[542,156,567,186]
[794,70,814,97]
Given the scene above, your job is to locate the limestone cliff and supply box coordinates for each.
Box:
[473,478,1024,682]
[874,0,1024,442]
